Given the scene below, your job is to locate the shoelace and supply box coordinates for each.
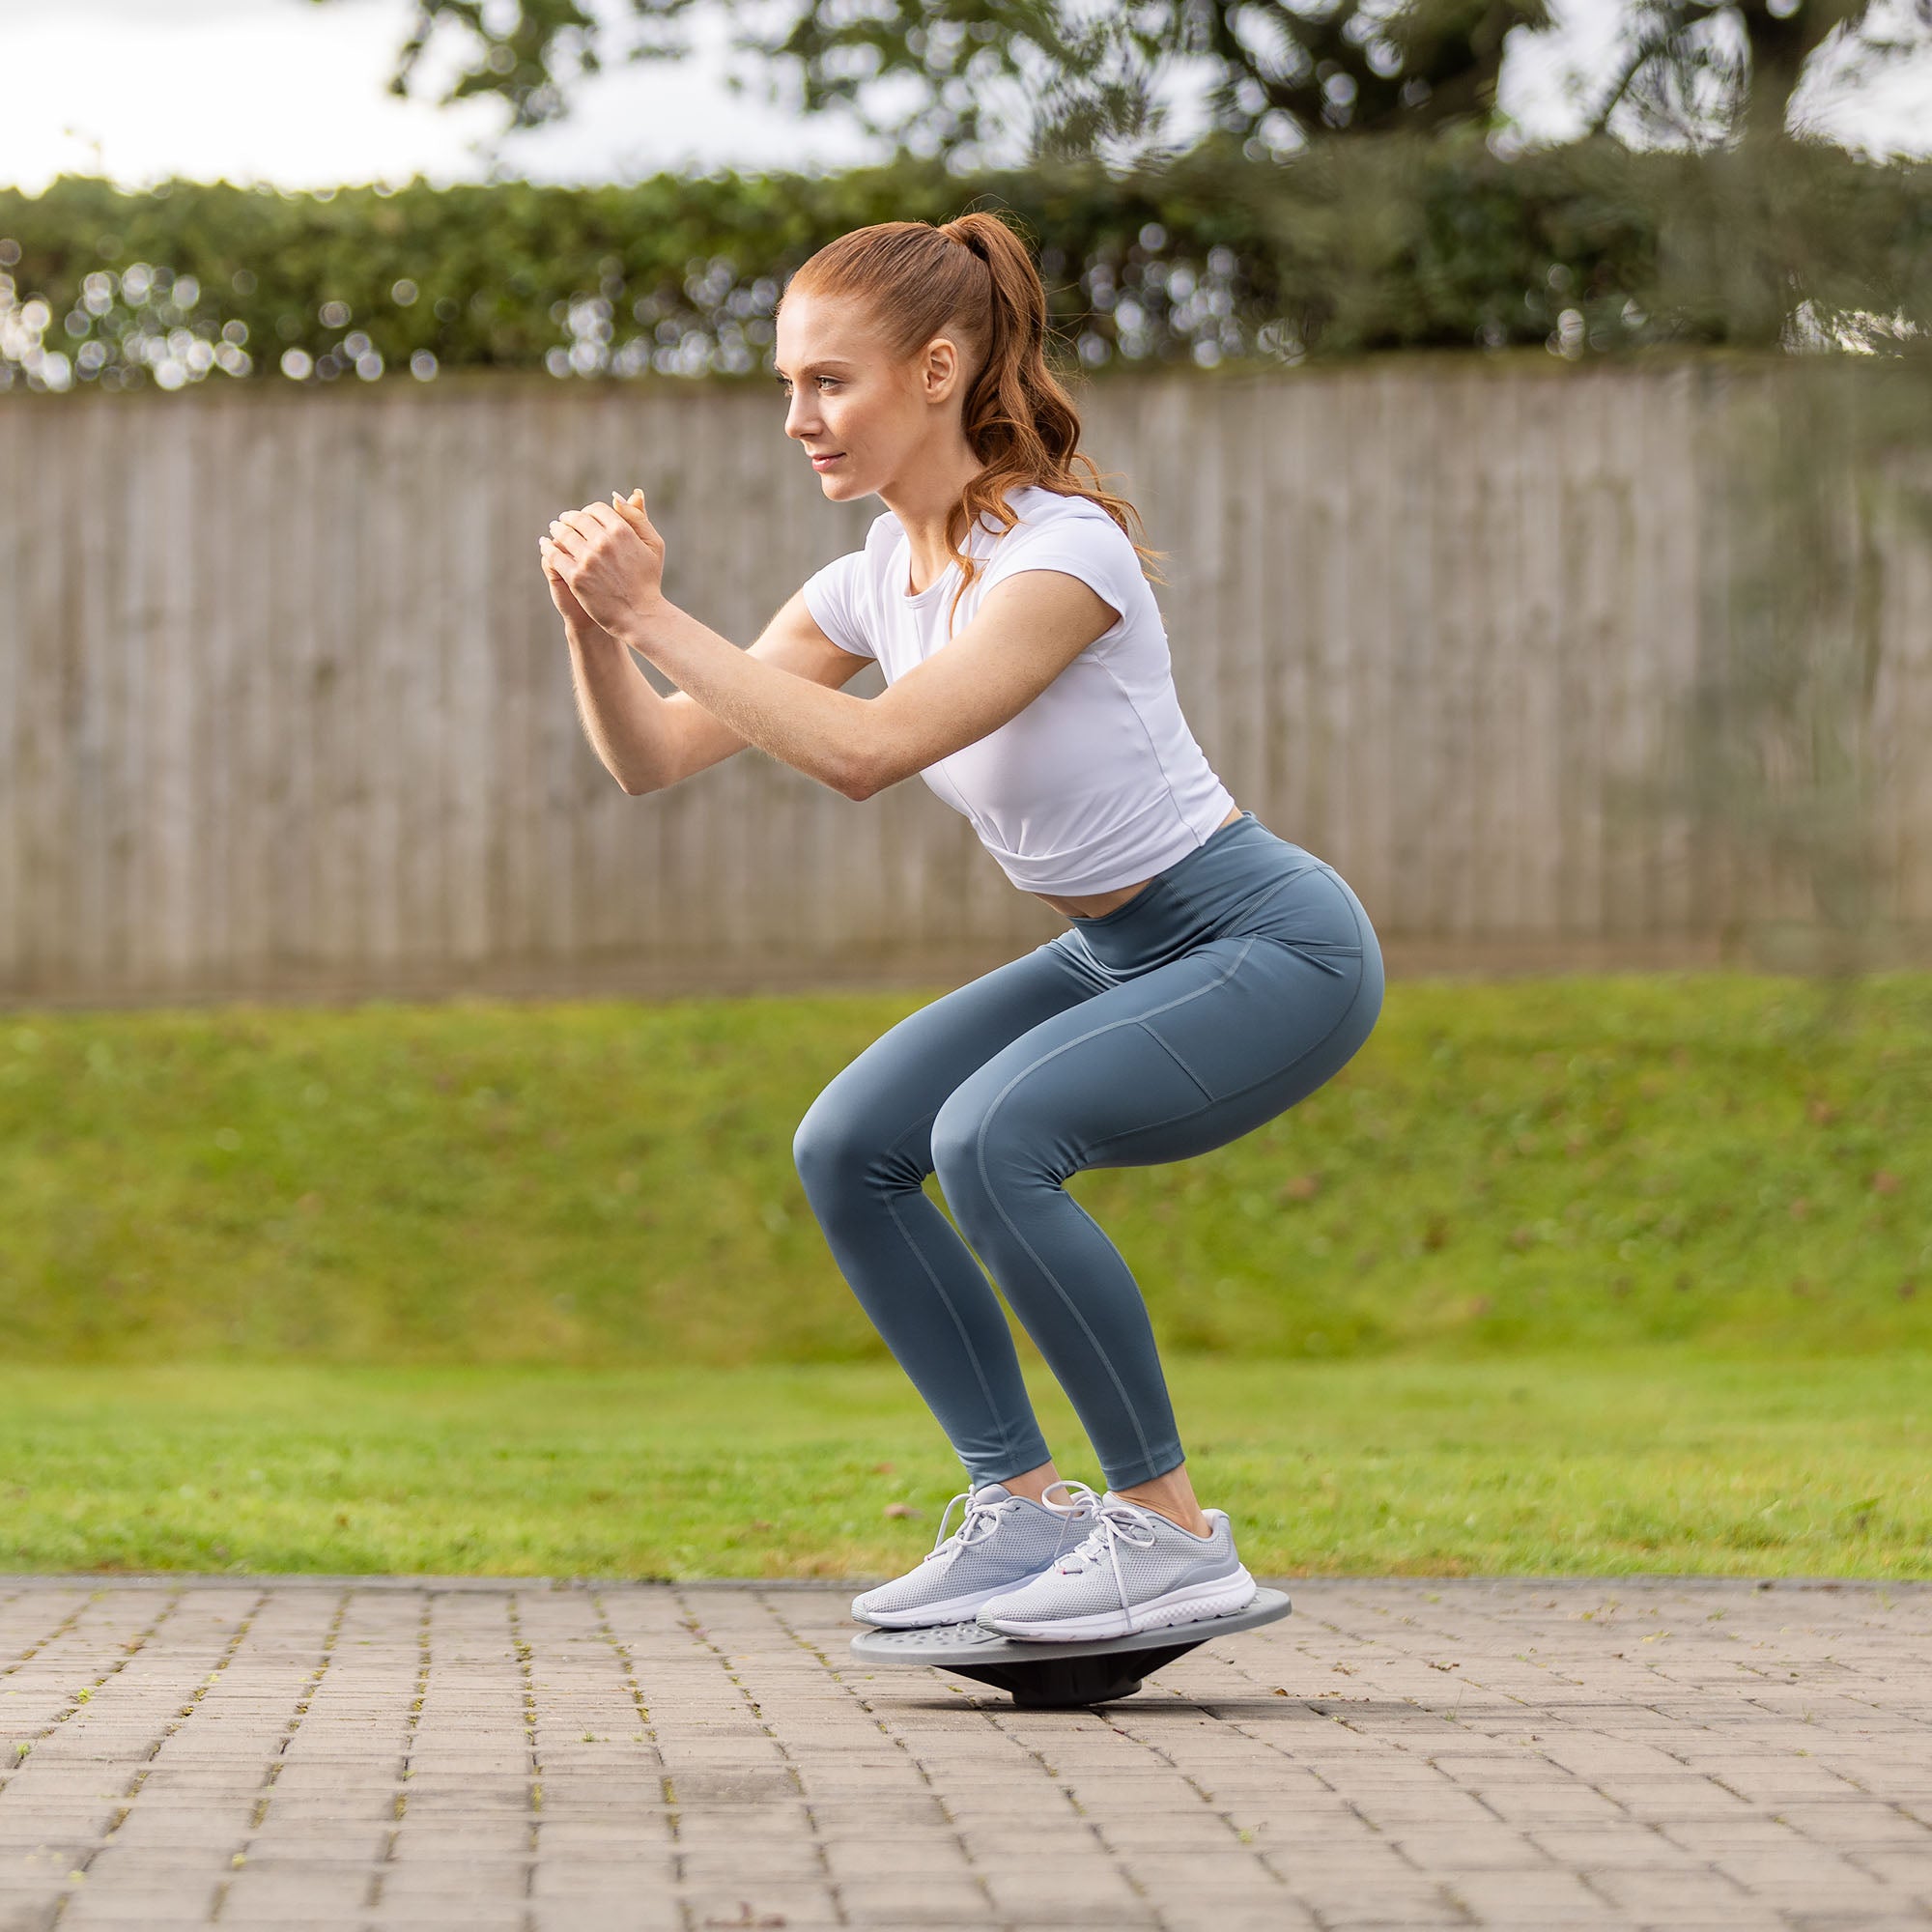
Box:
[924,1480,1100,1569]
[1038,1482,1162,1616]
[923,1485,1017,1566]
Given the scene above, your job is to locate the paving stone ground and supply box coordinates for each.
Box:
[0,1575,1926,1932]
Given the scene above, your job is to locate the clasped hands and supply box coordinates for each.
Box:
[537,487,667,647]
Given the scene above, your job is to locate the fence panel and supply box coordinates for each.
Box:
[2,356,1926,1005]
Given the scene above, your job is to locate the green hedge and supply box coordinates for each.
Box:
[3,134,1928,393]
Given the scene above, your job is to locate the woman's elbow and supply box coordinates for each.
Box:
[839,746,891,803]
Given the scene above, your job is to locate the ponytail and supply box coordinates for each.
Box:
[781,208,1165,633]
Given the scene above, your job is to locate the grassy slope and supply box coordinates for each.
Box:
[0,1356,1923,1579]
[2,972,1926,1363]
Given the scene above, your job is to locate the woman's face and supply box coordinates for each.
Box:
[774,290,966,502]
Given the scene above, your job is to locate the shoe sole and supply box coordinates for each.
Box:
[978,1566,1258,1642]
[852,1577,1050,1629]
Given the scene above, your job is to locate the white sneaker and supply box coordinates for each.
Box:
[851,1480,1094,1629]
[975,1485,1256,1642]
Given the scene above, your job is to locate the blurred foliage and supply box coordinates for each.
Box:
[319,0,1924,170]
[320,0,1549,166]
[1587,0,1932,150]
[3,134,1930,394]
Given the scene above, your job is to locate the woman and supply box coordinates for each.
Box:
[536,211,1384,1644]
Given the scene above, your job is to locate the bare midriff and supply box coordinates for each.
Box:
[1032,803,1243,922]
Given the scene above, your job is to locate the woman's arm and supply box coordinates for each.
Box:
[617,598,875,800]
[562,624,677,796]
[543,525,681,794]
[553,586,874,797]
[855,569,1118,797]
[543,493,875,800]
[548,497,1116,802]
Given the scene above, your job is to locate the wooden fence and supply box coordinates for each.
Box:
[3,354,1929,1008]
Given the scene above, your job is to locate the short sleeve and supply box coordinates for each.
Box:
[979,512,1140,639]
[800,550,875,660]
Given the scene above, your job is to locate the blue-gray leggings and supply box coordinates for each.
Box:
[791,810,1384,1492]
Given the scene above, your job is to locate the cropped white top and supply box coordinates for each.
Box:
[799,483,1235,895]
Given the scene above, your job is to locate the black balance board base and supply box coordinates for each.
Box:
[849,1587,1292,1708]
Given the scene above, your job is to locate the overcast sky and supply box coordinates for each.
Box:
[2,0,1928,195]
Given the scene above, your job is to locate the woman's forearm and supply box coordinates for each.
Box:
[564,622,678,794]
[617,600,872,799]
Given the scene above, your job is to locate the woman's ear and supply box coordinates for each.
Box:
[923,335,961,402]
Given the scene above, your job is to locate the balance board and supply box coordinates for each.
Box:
[849,1587,1293,1707]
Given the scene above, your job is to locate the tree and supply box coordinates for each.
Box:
[324,0,1553,169]
[1579,0,1932,151]
[1181,0,1551,144]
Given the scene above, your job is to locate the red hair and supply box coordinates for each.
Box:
[781,208,1165,632]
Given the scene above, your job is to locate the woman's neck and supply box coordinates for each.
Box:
[883,457,997,593]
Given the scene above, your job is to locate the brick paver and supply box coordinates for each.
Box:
[0,1576,1926,1931]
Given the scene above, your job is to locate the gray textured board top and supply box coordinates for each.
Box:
[850,1585,1292,1666]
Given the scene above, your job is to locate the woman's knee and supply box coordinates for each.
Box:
[931,1082,1053,1211]
[791,1084,872,1194]
[793,1078,930,1199]
[927,1089,980,1200]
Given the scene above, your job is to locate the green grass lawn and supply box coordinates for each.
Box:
[2,971,1928,1364]
[2,973,1926,1579]
[2,1354,1924,1580]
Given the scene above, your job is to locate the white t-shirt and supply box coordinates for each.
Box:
[800,483,1236,895]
